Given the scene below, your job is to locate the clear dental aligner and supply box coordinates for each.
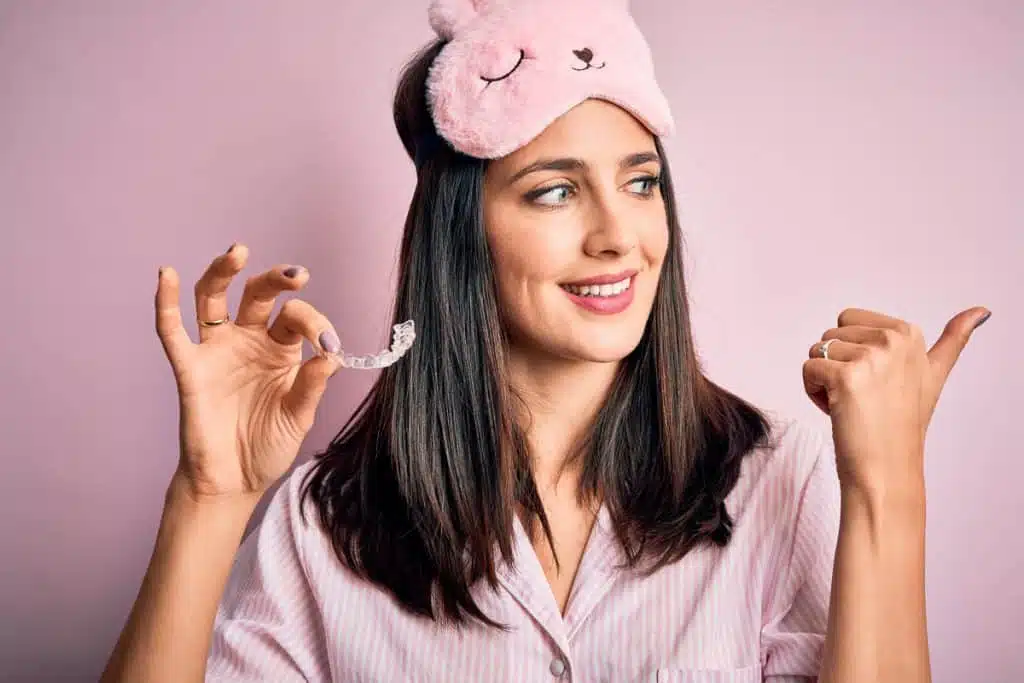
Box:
[327,320,416,370]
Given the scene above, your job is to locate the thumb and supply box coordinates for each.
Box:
[282,354,342,434]
[927,306,991,383]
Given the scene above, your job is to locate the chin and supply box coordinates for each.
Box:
[508,306,651,363]
[574,348,635,363]
[561,327,646,363]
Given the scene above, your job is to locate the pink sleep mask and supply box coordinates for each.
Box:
[424,0,676,160]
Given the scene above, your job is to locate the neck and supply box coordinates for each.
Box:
[506,350,620,496]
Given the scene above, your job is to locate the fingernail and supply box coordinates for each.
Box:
[226,243,236,254]
[158,267,164,277]
[283,266,303,278]
[319,329,341,354]
[973,311,992,330]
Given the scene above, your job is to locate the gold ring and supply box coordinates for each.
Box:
[199,315,231,327]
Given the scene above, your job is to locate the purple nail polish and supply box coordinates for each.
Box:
[973,311,992,330]
[283,266,302,278]
[319,329,341,354]
[226,244,235,254]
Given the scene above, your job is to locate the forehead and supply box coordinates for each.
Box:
[490,99,657,175]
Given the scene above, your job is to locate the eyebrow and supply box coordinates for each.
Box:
[507,151,661,185]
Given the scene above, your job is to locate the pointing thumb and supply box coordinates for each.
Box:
[927,307,990,382]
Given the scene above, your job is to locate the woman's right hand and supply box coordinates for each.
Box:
[154,244,342,503]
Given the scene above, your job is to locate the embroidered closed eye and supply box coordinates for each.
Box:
[480,49,526,83]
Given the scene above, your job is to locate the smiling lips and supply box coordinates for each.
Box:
[562,276,632,297]
[559,271,637,314]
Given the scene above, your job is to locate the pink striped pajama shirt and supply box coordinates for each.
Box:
[206,415,841,682]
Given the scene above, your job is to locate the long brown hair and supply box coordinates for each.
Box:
[299,39,773,628]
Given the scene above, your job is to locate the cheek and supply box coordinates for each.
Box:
[643,213,670,263]
[487,216,577,287]
[487,230,575,334]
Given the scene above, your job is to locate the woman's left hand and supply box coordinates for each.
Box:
[802,306,991,492]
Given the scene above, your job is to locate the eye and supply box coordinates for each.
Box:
[481,49,526,83]
[627,174,662,197]
[526,183,576,206]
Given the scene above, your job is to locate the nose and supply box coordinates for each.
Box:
[583,198,638,258]
[573,48,593,64]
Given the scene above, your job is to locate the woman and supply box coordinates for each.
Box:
[102,1,989,681]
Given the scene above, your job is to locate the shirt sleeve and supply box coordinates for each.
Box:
[760,426,842,682]
[205,462,332,682]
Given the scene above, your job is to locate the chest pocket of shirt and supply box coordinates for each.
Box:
[655,665,761,682]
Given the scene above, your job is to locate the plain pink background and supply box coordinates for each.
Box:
[1,1,1019,680]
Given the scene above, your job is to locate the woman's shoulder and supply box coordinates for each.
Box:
[749,410,833,478]
[249,457,351,574]
[728,409,837,516]
[239,457,385,602]
[270,456,349,547]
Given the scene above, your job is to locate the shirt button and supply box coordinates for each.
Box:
[549,657,567,677]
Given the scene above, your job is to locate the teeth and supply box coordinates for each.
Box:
[562,276,632,297]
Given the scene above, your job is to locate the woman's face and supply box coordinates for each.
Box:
[482,99,669,364]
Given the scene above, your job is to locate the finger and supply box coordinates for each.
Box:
[837,307,908,332]
[802,358,844,415]
[234,264,308,327]
[927,307,990,383]
[194,243,248,341]
[282,354,341,434]
[822,325,890,344]
[154,266,196,369]
[267,298,342,358]
[807,338,864,362]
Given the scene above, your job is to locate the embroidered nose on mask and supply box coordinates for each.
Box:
[571,47,604,70]
[573,47,594,64]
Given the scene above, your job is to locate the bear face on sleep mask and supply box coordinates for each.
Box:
[424,0,676,159]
